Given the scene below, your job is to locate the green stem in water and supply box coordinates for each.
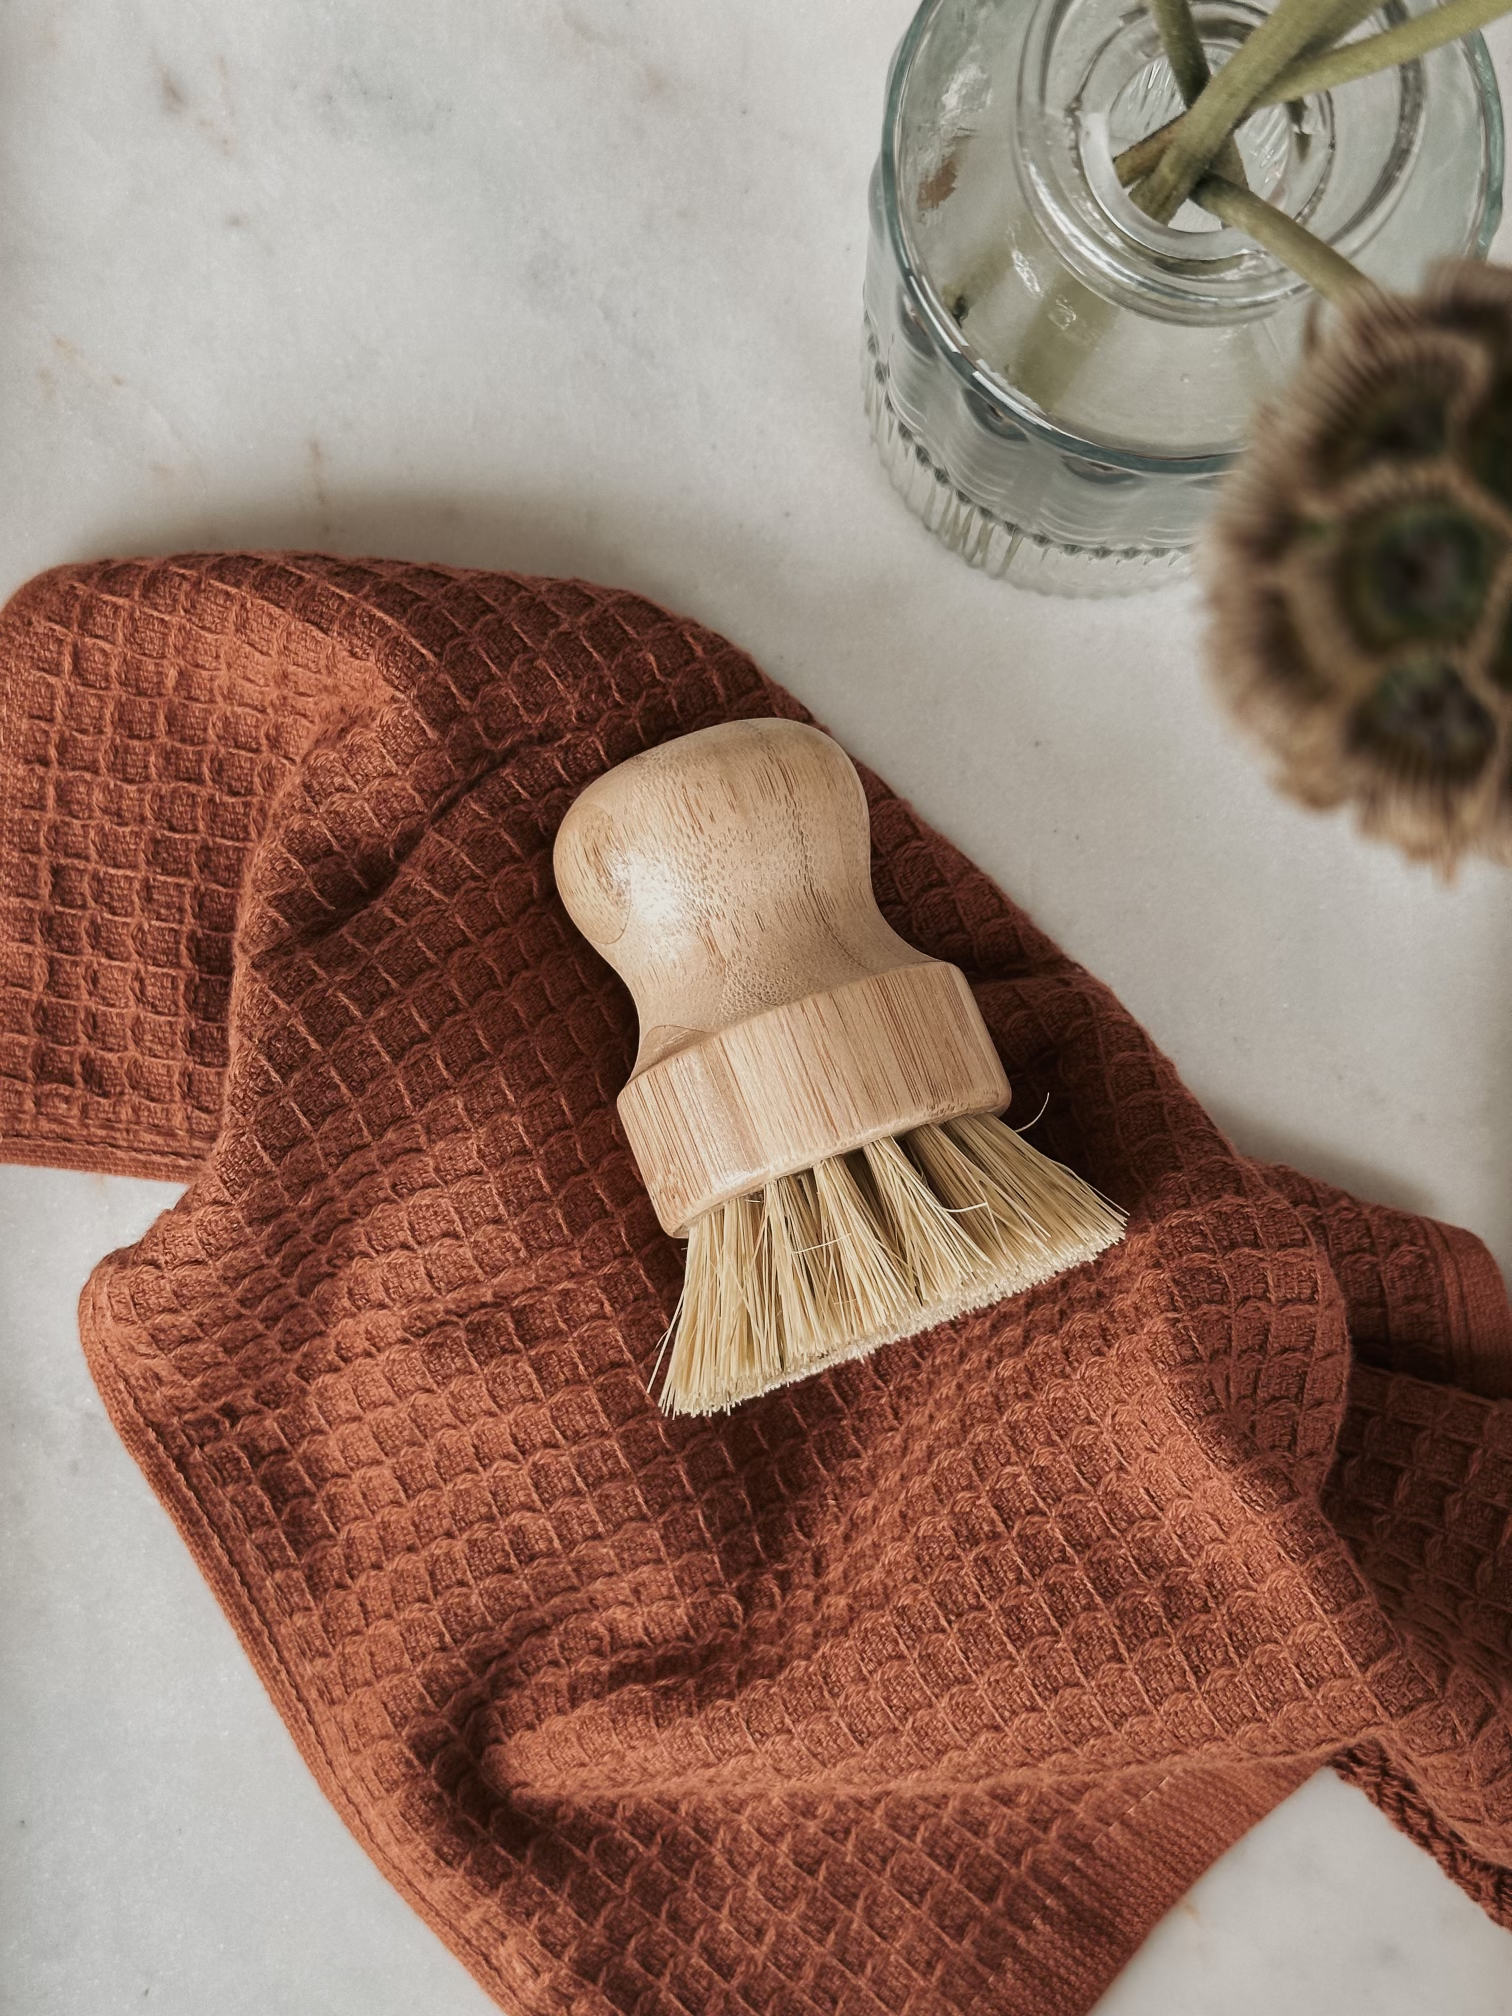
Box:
[1000,0,1240,415]
[1192,173,1376,304]
[1116,114,1187,187]
[1298,0,1389,50]
[1149,0,1221,99]
[1114,0,1512,188]
[1002,179,1368,417]
[1132,0,1361,220]
[1147,0,1250,182]
[998,0,1434,414]
[1265,0,1512,97]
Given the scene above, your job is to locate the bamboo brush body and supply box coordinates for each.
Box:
[554,720,1124,1414]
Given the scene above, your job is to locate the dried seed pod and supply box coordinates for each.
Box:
[1340,498,1499,647]
[1352,655,1496,781]
[1203,261,1512,870]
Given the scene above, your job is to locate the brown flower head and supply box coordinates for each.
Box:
[1203,261,1512,871]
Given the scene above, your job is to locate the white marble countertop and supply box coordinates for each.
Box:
[2,3,1512,2011]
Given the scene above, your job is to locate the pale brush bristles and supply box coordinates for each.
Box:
[861,1134,989,1304]
[656,1113,1126,1416]
[810,1155,913,1345]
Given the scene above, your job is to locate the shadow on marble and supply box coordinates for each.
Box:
[74,482,784,651]
[1205,1104,1439,1224]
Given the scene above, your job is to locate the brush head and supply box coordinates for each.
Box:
[553,719,1125,1415]
[656,1111,1125,1417]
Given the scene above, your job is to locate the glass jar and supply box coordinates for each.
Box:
[863,0,1505,594]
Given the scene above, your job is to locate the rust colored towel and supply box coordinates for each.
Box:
[2,553,1511,2016]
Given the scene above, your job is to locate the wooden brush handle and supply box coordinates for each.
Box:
[554,719,1009,1233]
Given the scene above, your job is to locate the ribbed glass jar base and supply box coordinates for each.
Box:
[862,315,1190,596]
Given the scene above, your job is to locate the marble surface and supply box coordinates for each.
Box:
[2,2,1512,2011]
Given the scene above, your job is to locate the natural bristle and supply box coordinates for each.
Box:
[655,1113,1126,1416]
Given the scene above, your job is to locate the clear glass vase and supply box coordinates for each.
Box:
[863,0,1505,595]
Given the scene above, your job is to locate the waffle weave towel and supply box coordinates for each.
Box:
[2,553,1510,2016]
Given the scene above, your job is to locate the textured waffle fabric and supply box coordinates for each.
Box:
[2,553,1511,2016]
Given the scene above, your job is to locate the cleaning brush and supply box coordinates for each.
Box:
[553,719,1125,1415]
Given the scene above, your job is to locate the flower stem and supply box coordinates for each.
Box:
[1114,0,1512,189]
[1147,0,1250,182]
[998,0,1241,414]
[1115,0,1375,182]
[1132,0,1359,220]
[1298,0,1388,51]
[1150,0,1221,99]
[1263,0,1512,97]
[1192,174,1376,304]
[996,0,1444,410]
[1115,115,1185,187]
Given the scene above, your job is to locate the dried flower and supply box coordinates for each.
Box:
[1203,261,1512,870]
